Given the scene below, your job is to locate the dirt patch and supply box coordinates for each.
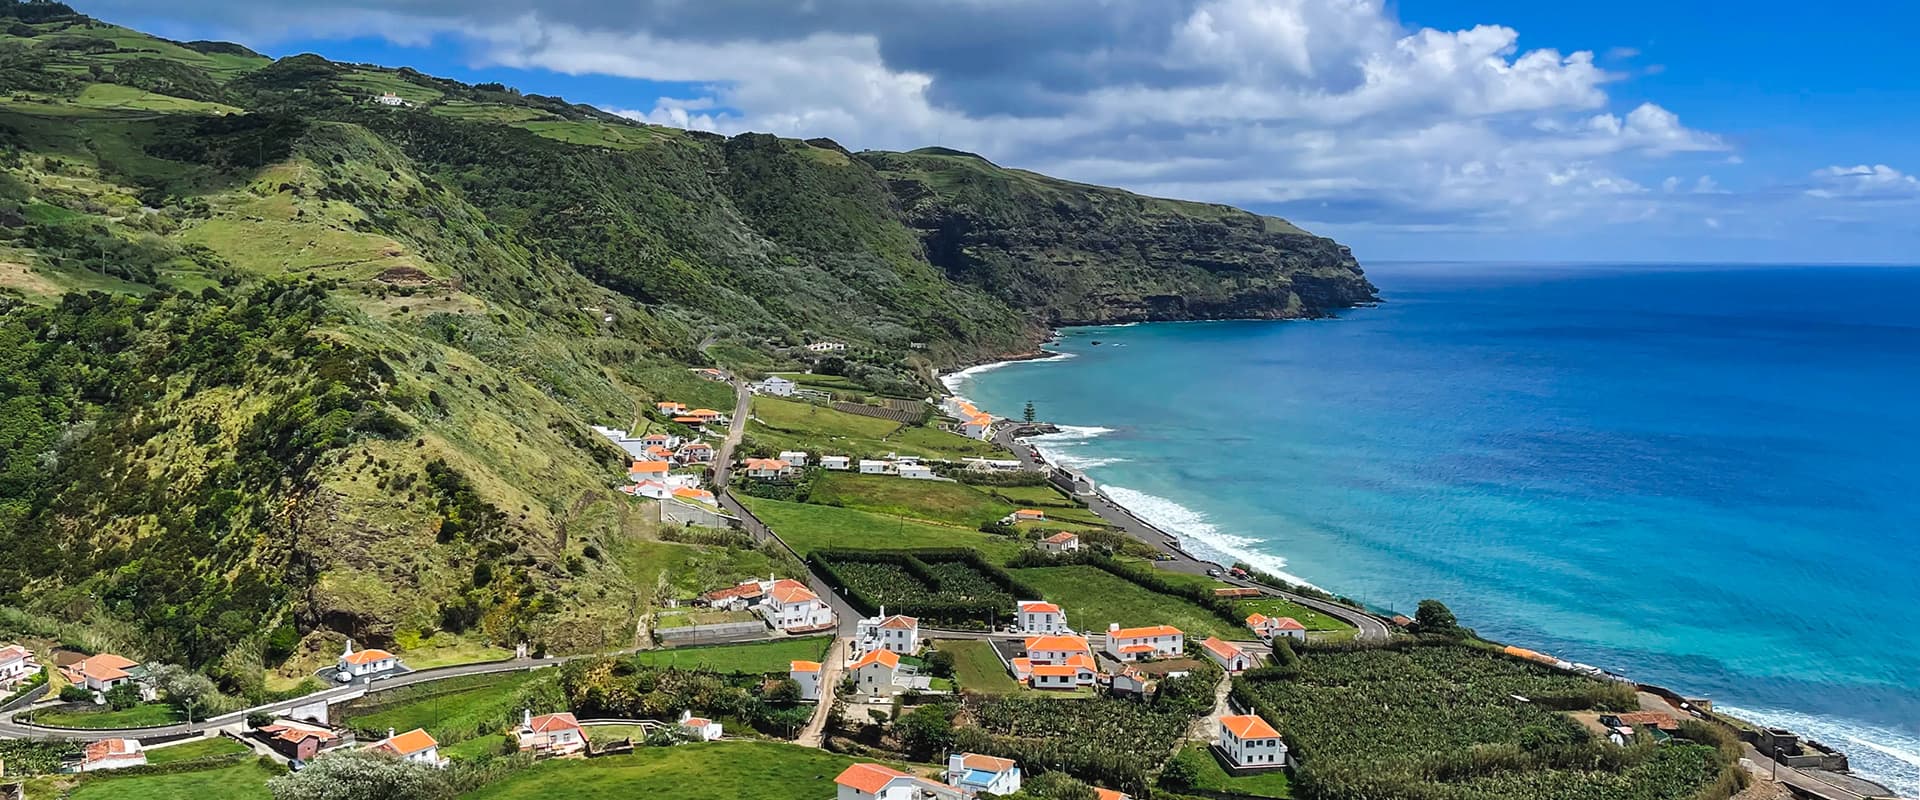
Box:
[0,261,62,297]
[374,266,436,285]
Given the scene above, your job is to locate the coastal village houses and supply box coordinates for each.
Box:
[855,611,922,656]
[851,648,905,696]
[1104,624,1184,662]
[1218,714,1288,770]
[755,376,798,397]
[946,753,1022,797]
[1015,600,1068,634]
[337,640,401,679]
[1200,637,1254,672]
[791,660,823,700]
[835,763,964,800]
[516,711,587,756]
[369,728,447,768]
[1037,532,1080,554]
[1247,613,1306,642]
[0,643,38,688]
[679,710,724,741]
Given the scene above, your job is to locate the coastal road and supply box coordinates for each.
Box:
[712,379,752,488]
[995,428,1392,643]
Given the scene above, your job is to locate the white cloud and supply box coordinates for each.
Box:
[1807,164,1920,199]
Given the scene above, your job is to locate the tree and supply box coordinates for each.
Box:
[1415,599,1463,638]
[148,663,218,725]
[764,677,802,706]
[1269,636,1301,670]
[103,682,142,711]
[58,685,91,703]
[267,750,447,800]
[893,703,956,758]
[925,649,955,679]
[1019,771,1098,800]
[1159,748,1203,790]
[1022,401,1036,423]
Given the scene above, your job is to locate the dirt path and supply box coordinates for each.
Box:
[797,637,849,748]
[1187,671,1234,746]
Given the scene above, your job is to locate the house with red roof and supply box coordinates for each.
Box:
[256,718,350,762]
[73,738,145,772]
[946,753,1021,797]
[742,457,795,480]
[516,710,587,755]
[1218,714,1287,770]
[59,653,146,695]
[0,643,38,689]
[678,709,722,741]
[1029,653,1099,690]
[336,640,401,680]
[655,401,688,416]
[675,441,715,464]
[368,727,446,768]
[1103,624,1184,662]
[1015,600,1068,634]
[834,763,963,800]
[700,580,767,611]
[760,578,836,633]
[850,648,904,696]
[1199,637,1253,672]
[1246,613,1306,642]
[855,611,921,656]
[790,660,823,700]
[1037,531,1080,554]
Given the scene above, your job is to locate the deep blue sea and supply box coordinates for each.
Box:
[947,263,1920,794]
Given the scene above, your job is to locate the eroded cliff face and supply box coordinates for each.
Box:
[865,149,1379,327]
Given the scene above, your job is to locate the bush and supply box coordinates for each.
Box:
[105,682,142,710]
[810,549,1041,627]
[58,684,91,702]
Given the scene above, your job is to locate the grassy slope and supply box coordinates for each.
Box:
[66,759,277,800]
[31,702,183,729]
[463,741,931,800]
[935,639,1020,695]
[744,396,1000,461]
[629,637,831,674]
[738,496,1027,563]
[808,472,1014,528]
[144,736,254,765]
[1169,742,1294,798]
[338,670,549,745]
[1011,565,1244,640]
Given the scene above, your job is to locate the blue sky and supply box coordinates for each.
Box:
[90,0,1920,264]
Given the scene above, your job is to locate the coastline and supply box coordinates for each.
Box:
[940,322,1906,800]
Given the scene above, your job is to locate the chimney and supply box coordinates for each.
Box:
[387,727,396,740]
[342,638,354,658]
[1109,623,1120,633]
[524,709,533,728]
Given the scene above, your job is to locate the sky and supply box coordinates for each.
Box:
[83,0,1920,264]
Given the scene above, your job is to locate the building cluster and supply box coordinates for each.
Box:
[938,397,996,440]
[594,415,721,507]
[699,575,838,635]
[834,754,1131,800]
[0,643,40,690]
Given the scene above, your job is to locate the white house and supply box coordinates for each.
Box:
[960,413,994,440]
[858,459,893,474]
[806,342,848,352]
[947,753,1021,797]
[1218,714,1287,770]
[676,441,715,464]
[59,653,145,695]
[641,432,679,449]
[743,458,795,480]
[374,92,407,107]
[1027,654,1098,690]
[836,763,964,800]
[671,486,718,506]
[701,580,766,611]
[778,450,810,467]
[1015,601,1068,634]
[790,660,822,701]
[678,710,723,741]
[1109,666,1154,696]
[75,739,145,772]
[1199,637,1254,672]
[761,578,836,633]
[629,459,673,483]
[1002,509,1047,525]
[1022,634,1091,665]
[855,612,921,656]
[516,711,586,755]
[897,464,936,480]
[1037,532,1080,554]
[370,728,447,768]
[0,643,38,688]
[1246,614,1306,642]
[337,640,401,679]
[1104,624,1184,662]
[655,401,689,416]
[754,376,798,397]
[850,648,903,696]
[820,455,851,471]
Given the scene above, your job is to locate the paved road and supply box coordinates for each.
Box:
[0,656,566,741]
[994,429,1392,643]
[712,380,752,488]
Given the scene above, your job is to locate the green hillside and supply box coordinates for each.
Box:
[0,0,1374,691]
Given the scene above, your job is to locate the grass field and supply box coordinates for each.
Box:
[1168,743,1294,798]
[515,120,681,150]
[144,736,253,766]
[71,84,241,115]
[339,670,546,745]
[935,640,1021,695]
[464,740,925,800]
[1010,565,1244,640]
[653,608,759,628]
[808,472,1013,527]
[754,397,901,439]
[748,397,1004,461]
[1235,598,1352,633]
[67,759,276,800]
[443,734,512,761]
[32,702,182,729]
[630,637,830,674]
[740,496,1028,563]
[982,484,1107,525]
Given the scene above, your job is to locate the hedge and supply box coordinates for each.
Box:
[810,549,1042,626]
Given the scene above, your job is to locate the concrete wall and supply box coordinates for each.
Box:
[662,500,741,529]
[655,621,772,645]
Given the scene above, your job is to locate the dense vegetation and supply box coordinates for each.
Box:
[810,549,1038,627]
[558,656,812,737]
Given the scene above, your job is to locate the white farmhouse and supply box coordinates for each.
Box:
[946,753,1022,797]
[515,711,586,755]
[374,92,407,106]
[835,763,963,800]
[337,640,401,679]
[75,739,145,772]
[678,710,723,741]
[855,612,920,656]
[790,660,822,701]
[1037,532,1080,554]
[1015,600,1068,634]
[820,455,851,471]
[1246,613,1306,642]
[858,459,893,475]
[850,648,904,696]
[754,376,798,397]
[1103,624,1184,662]
[897,464,936,480]
[742,458,795,480]
[778,450,810,467]
[1218,714,1287,770]
[369,728,447,768]
[761,578,836,633]
[1199,637,1254,673]
[0,643,38,688]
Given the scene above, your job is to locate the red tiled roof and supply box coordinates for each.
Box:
[768,579,818,605]
[1221,714,1281,739]
[837,763,910,794]
[1018,601,1061,614]
[878,615,918,630]
[341,648,394,666]
[960,753,1016,772]
[83,739,141,763]
[1042,532,1077,544]
[1023,635,1088,652]
[372,728,438,756]
[1200,637,1246,660]
[1109,625,1182,639]
[74,653,139,682]
[851,649,900,670]
[701,582,764,602]
[1274,618,1306,630]
[1615,711,1683,730]
[1117,644,1155,654]
[790,660,822,673]
[527,712,580,733]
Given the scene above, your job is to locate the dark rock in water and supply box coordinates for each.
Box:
[1090,340,1102,345]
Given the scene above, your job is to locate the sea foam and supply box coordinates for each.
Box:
[1716,704,1920,797]
[1100,484,1320,591]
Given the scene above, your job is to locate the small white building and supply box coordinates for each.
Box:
[655,401,689,416]
[850,648,903,696]
[754,376,798,397]
[678,710,723,741]
[629,459,673,483]
[858,459,893,474]
[1199,637,1254,672]
[855,612,921,656]
[337,640,400,679]
[374,92,407,107]
[369,728,447,769]
[1015,600,1068,634]
[947,753,1022,797]
[75,739,145,772]
[1104,624,1184,662]
[820,455,851,471]
[1027,654,1098,689]
[0,643,38,688]
[516,710,586,755]
[1002,509,1047,525]
[762,578,837,633]
[1218,714,1287,770]
[778,450,810,467]
[897,464,936,480]
[791,660,822,701]
[676,441,715,464]
[1246,613,1306,642]
[1022,634,1091,666]
[1037,532,1080,554]
[743,458,795,480]
[806,342,848,352]
[836,763,964,800]
[60,653,145,695]
[960,413,994,440]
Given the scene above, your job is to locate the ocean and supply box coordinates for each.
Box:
[945,262,1920,795]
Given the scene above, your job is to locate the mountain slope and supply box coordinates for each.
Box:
[0,1,1374,687]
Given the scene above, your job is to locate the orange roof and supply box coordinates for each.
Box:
[646,446,674,457]
[1023,634,1089,652]
[851,649,900,670]
[342,648,395,666]
[83,739,141,763]
[673,416,705,423]
[642,432,673,441]
[745,458,790,470]
[768,579,818,605]
[1064,652,1098,669]
[527,712,580,733]
[1274,617,1306,630]
[1042,532,1077,544]
[702,582,764,602]
[837,763,911,794]
[374,728,438,756]
[678,441,713,450]
[1015,509,1047,519]
[630,460,670,473]
[672,487,714,500]
[0,644,30,661]
[681,717,712,727]
[1031,664,1085,677]
[878,614,918,630]
[1615,711,1682,731]
[1109,625,1182,639]
[1221,714,1281,739]
[1018,600,1061,614]
[76,653,138,682]
[1503,645,1544,661]
[1246,613,1271,626]
[689,408,721,416]
[960,753,1017,772]
[1117,644,1155,654]
[790,660,822,673]
[261,722,339,744]
[655,402,686,411]
[1095,788,1129,800]
[1200,637,1246,660]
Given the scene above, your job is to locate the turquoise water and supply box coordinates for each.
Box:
[947,263,1920,793]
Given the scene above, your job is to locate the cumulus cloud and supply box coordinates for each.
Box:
[88,0,1737,236]
[1806,165,1920,200]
